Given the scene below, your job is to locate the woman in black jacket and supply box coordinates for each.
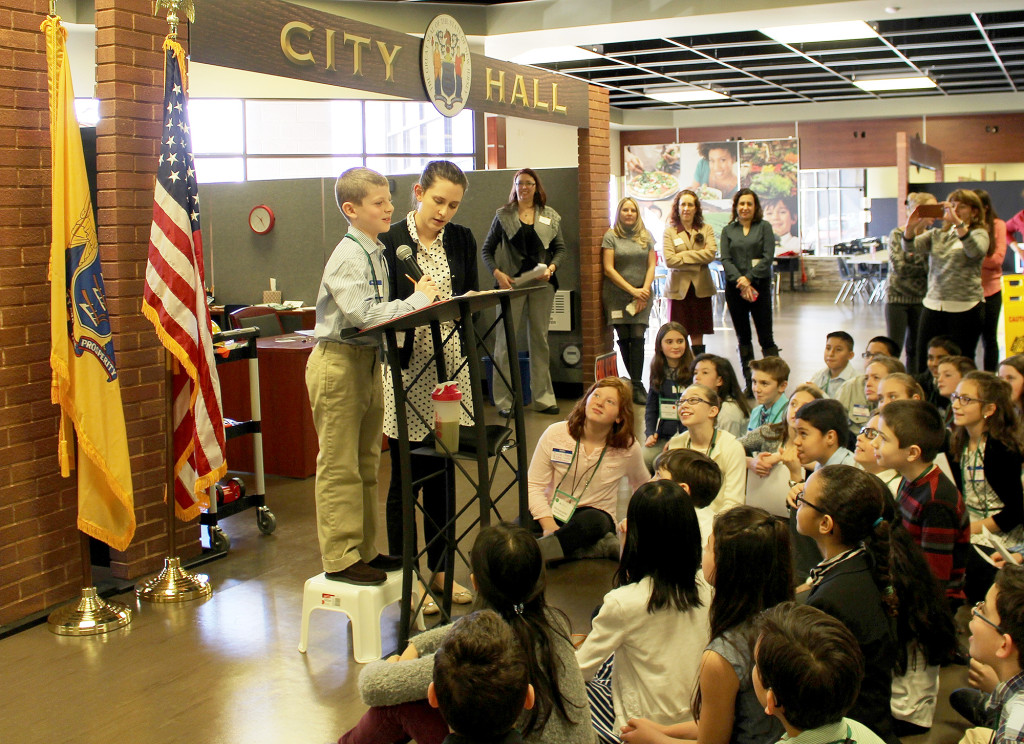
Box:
[719,188,779,393]
[481,168,567,417]
[380,160,478,613]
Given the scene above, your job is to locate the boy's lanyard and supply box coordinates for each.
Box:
[346,232,385,304]
[550,440,607,523]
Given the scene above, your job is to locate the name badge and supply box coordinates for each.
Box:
[851,404,870,421]
[660,397,678,421]
[538,215,551,226]
[550,487,580,523]
[551,447,573,465]
[673,237,684,246]
[967,464,986,483]
[611,310,624,319]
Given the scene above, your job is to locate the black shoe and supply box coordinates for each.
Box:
[367,553,403,571]
[325,561,386,585]
[498,408,512,418]
[537,405,560,415]
[950,687,994,727]
[632,387,647,405]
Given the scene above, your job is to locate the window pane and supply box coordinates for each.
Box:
[366,156,474,178]
[189,100,244,154]
[194,157,244,183]
[364,101,474,154]
[246,156,364,181]
[245,100,363,155]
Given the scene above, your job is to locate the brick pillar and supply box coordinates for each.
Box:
[577,86,611,386]
[95,0,200,579]
[0,0,85,624]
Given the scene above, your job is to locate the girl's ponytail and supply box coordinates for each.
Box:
[816,465,898,617]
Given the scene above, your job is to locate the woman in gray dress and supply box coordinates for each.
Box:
[603,196,656,404]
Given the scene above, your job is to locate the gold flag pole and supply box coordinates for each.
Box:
[136,353,212,602]
[41,9,133,635]
[136,0,211,603]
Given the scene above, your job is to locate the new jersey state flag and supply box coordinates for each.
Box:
[43,15,135,551]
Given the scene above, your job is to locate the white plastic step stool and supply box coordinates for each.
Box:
[298,570,425,663]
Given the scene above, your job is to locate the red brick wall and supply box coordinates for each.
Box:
[94,0,200,581]
[578,86,612,386]
[0,0,85,626]
[0,0,199,626]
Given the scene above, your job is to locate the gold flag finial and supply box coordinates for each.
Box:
[155,0,195,39]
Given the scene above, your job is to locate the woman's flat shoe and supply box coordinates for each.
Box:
[450,588,473,605]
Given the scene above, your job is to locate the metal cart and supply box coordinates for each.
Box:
[204,327,277,553]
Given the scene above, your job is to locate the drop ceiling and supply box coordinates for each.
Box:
[524,10,1024,111]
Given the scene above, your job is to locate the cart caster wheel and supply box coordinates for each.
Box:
[209,526,230,553]
[256,507,277,535]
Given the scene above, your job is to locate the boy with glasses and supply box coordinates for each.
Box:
[953,565,1024,744]
[872,399,970,599]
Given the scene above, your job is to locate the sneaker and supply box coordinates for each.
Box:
[325,561,386,585]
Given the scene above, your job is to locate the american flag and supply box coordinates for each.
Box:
[142,40,226,520]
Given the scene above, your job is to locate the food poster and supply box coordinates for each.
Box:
[740,139,800,255]
[624,142,739,240]
[624,139,800,253]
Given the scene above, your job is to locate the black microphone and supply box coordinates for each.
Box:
[395,244,423,282]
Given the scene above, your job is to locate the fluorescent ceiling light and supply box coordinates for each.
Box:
[853,76,937,91]
[512,46,602,64]
[761,21,878,43]
[646,87,729,103]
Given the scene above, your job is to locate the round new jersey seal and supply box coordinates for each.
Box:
[421,14,471,117]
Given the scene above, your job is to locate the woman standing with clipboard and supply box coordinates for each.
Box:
[529,377,649,564]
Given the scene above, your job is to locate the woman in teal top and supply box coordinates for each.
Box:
[719,188,779,393]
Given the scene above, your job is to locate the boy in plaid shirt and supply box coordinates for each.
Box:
[872,399,969,598]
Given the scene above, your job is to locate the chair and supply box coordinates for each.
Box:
[298,571,425,663]
[229,306,284,337]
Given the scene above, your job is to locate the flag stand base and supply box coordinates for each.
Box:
[136,557,213,603]
[47,587,132,636]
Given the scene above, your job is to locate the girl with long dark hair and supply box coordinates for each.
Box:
[642,322,695,470]
[621,506,793,744]
[796,465,899,744]
[341,523,592,744]
[576,480,710,744]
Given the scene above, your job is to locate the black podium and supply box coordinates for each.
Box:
[356,286,539,644]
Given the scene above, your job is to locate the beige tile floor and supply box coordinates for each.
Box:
[0,292,975,744]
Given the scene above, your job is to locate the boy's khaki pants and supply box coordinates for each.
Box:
[958,727,994,744]
[306,340,382,573]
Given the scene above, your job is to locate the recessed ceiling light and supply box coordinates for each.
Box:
[512,46,603,64]
[761,21,878,44]
[853,75,937,91]
[644,87,730,103]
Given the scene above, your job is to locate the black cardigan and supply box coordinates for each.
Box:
[946,435,1024,534]
[806,552,897,744]
[380,219,479,366]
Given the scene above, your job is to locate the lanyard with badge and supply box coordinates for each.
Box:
[346,232,384,303]
[659,380,683,424]
[550,440,607,523]
[961,438,991,518]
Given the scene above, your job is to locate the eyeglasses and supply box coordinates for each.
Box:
[860,351,878,359]
[515,180,536,188]
[972,601,1005,633]
[795,492,829,515]
[678,397,712,408]
[950,393,988,406]
[858,426,880,440]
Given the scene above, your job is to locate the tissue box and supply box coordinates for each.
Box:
[262,290,282,304]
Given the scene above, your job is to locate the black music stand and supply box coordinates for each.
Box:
[355,286,539,644]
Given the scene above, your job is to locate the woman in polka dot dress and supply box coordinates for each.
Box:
[381,160,478,612]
